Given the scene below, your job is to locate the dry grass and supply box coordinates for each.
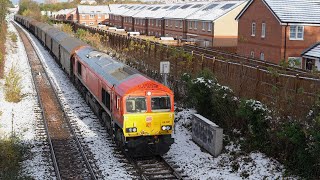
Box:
[4,65,22,103]
[9,32,17,43]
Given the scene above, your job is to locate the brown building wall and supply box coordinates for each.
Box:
[237,0,320,65]
[147,18,162,37]
[237,0,283,63]
[164,19,183,38]
[78,13,108,26]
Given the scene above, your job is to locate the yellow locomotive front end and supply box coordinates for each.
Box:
[122,90,174,156]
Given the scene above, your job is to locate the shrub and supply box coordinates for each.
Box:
[9,32,17,43]
[4,66,22,103]
[0,137,30,179]
[236,100,270,150]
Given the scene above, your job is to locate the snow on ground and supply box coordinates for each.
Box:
[18,20,134,179]
[2,13,294,179]
[165,108,289,179]
[0,17,51,178]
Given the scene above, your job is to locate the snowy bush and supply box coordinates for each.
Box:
[0,137,30,179]
[236,100,270,150]
[4,66,22,102]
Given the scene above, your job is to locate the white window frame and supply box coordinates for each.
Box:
[189,21,192,29]
[202,21,205,31]
[180,20,183,28]
[251,22,256,36]
[260,52,265,60]
[261,23,266,38]
[98,14,101,19]
[175,20,178,27]
[290,25,304,40]
[90,14,94,19]
[208,22,212,32]
[82,14,86,18]
[288,57,302,69]
[194,21,197,30]
[250,51,254,58]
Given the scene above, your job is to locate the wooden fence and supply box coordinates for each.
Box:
[65,21,320,117]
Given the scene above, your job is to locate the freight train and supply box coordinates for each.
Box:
[14,15,174,156]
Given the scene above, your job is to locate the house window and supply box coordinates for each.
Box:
[290,26,304,40]
[250,51,254,58]
[98,14,101,19]
[90,14,94,19]
[151,19,154,26]
[82,14,86,18]
[251,22,256,36]
[288,57,302,68]
[180,20,183,28]
[260,52,265,60]
[82,22,86,25]
[208,22,212,31]
[89,22,94,25]
[170,20,172,27]
[175,20,179,27]
[261,23,266,38]
[166,20,168,27]
[194,21,197,29]
[156,19,158,26]
[189,21,192,29]
[202,21,206,30]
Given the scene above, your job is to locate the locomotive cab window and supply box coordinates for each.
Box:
[102,88,110,110]
[151,96,171,112]
[126,97,146,113]
[77,61,82,77]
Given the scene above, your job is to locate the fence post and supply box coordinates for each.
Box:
[212,57,215,72]
[255,66,260,99]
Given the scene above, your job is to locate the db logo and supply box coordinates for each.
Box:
[146,116,152,127]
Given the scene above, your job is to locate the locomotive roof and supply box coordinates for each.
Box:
[76,47,172,96]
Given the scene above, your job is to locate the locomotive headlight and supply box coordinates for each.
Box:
[161,125,172,131]
[126,127,137,133]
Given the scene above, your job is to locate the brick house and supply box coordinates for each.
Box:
[186,1,246,47]
[54,8,76,21]
[301,43,320,71]
[76,5,111,26]
[123,5,148,32]
[109,4,135,28]
[236,0,320,68]
[133,5,171,36]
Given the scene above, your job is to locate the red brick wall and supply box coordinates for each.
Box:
[237,0,283,63]
[237,0,320,65]
[78,13,108,26]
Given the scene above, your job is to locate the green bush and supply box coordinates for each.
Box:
[0,137,30,179]
[236,99,270,150]
[4,66,22,102]
[9,32,17,43]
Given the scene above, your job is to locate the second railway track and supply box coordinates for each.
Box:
[13,21,101,180]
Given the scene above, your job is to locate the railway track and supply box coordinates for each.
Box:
[130,155,187,180]
[13,22,101,180]
[14,19,187,180]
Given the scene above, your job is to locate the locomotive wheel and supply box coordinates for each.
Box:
[115,129,125,149]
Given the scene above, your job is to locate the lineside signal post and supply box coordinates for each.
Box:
[160,61,170,86]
